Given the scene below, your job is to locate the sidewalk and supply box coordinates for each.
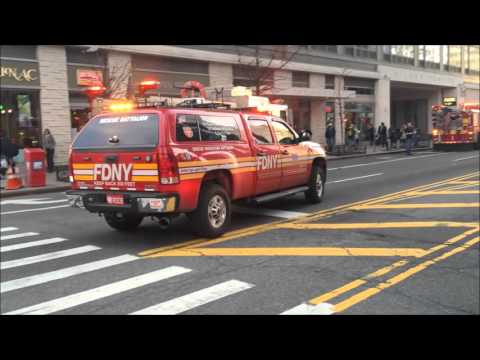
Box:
[0,146,432,198]
[0,171,70,199]
[327,144,432,161]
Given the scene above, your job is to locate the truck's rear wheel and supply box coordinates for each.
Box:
[305,164,325,204]
[104,212,143,231]
[190,183,231,238]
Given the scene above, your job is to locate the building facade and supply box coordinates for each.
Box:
[1,45,479,165]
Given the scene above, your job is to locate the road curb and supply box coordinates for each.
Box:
[0,147,433,198]
[0,185,71,199]
[327,147,433,161]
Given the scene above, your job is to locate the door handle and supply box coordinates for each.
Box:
[281,149,289,155]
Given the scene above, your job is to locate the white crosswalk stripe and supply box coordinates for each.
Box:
[4,266,192,315]
[131,280,254,315]
[0,237,68,253]
[1,254,138,293]
[0,227,19,232]
[1,232,39,241]
[1,245,101,270]
[280,302,335,315]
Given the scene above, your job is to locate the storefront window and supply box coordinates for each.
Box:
[0,90,41,148]
[344,102,374,140]
[325,101,336,126]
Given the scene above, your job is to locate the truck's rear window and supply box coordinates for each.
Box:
[72,114,159,149]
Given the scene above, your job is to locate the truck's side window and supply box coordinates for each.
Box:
[176,114,201,142]
[199,115,241,141]
[248,119,274,144]
[271,120,296,145]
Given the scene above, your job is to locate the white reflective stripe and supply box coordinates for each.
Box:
[131,280,254,315]
[1,254,138,293]
[4,266,192,315]
[1,227,19,232]
[1,245,101,270]
[94,187,103,190]
[1,232,39,241]
[281,302,334,315]
[109,187,120,190]
[79,186,89,190]
[144,188,155,191]
[132,170,158,176]
[1,238,68,253]
[127,188,136,191]
[72,169,94,175]
[179,161,257,175]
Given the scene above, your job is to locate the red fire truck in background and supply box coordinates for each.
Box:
[431,103,480,150]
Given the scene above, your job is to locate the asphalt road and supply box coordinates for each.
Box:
[1,149,478,315]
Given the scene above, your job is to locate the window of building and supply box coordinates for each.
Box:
[248,118,273,144]
[384,45,415,65]
[467,46,480,75]
[344,46,377,59]
[419,45,441,69]
[0,90,41,149]
[311,45,338,53]
[271,120,297,145]
[344,77,375,95]
[0,46,37,60]
[445,45,462,72]
[233,65,272,94]
[292,71,309,88]
[325,75,335,89]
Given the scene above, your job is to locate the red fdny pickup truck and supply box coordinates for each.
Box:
[66,107,327,237]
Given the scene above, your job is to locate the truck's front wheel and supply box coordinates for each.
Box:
[305,164,325,204]
[104,212,143,231]
[190,183,231,238]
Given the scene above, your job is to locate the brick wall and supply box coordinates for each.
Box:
[37,46,71,165]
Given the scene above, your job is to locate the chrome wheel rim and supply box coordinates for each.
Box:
[208,195,227,229]
[316,173,323,196]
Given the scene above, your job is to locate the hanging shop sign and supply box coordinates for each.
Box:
[76,69,104,86]
[442,97,457,106]
[0,60,40,86]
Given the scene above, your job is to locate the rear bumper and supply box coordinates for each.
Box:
[66,190,179,215]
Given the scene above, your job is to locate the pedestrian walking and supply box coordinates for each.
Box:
[388,126,396,149]
[324,122,336,152]
[43,128,56,172]
[367,123,375,147]
[346,122,355,147]
[354,126,360,148]
[405,122,415,155]
[378,122,388,150]
[0,130,8,179]
[4,137,19,174]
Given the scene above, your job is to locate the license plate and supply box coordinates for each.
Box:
[107,194,124,205]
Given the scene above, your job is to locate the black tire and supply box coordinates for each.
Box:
[305,164,325,204]
[104,212,143,231]
[190,183,231,238]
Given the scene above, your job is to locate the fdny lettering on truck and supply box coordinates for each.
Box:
[93,164,133,182]
[257,155,279,171]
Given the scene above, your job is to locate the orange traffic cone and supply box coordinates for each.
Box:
[6,166,23,190]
